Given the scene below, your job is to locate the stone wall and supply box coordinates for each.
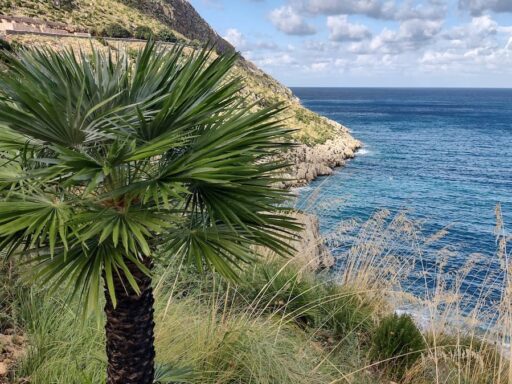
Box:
[0,15,90,37]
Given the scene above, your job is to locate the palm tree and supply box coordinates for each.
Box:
[0,41,298,383]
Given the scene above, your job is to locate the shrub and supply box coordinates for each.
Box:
[320,284,375,341]
[134,25,153,40]
[157,29,177,43]
[370,313,426,380]
[402,335,506,384]
[101,23,132,38]
[237,262,378,337]
[238,263,319,326]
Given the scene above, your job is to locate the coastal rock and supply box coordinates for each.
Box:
[281,123,362,188]
[291,212,334,271]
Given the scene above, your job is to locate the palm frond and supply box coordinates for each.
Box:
[0,40,299,312]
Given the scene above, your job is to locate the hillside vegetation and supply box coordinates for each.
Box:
[0,0,341,144]
[2,208,512,383]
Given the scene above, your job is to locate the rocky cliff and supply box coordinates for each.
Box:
[116,0,236,54]
[281,125,361,188]
[292,213,334,271]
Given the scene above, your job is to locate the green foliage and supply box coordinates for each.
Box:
[134,25,153,40]
[239,263,320,326]
[0,42,298,316]
[101,23,132,38]
[238,263,376,339]
[13,275,340,384]
[154,364,195,383]
[370,313,426,380]
[320,284,375,341]
[51,0,75,10]
[15,288,106,383]
[156,29,177,42]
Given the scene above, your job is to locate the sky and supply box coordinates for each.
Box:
[188,0,512,88]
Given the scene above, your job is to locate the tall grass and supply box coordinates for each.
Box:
[298,191,512,383]
[4,202,511,383]
[9,260,375,383]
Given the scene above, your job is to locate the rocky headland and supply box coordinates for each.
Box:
[281,123,362,188]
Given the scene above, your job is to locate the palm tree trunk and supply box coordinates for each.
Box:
[104,258,155,384]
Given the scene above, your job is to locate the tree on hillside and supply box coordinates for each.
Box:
[0,42,298,383]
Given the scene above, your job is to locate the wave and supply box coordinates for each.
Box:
[357,148,373,156]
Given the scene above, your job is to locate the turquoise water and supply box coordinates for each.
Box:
[293,88,512,304]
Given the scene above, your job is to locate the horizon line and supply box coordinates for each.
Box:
[288,86,512,90]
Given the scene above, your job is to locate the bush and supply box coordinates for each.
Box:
[370,313,425,380]
[320,284,375,341]
[238,263,320,327]
[403,334,506,384]
[101,23,132,38]
[134,25,153,40]
[157,29,177,43]
[237,262,377,337]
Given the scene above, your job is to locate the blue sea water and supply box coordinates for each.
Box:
[293,87,512,306]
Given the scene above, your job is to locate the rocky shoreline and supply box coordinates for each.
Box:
[292,212,335,271]
[280,123,362,188]
[288,122,361,270]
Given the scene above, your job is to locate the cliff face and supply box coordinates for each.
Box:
[282,127,362,188]
[117,0,235,54]
[292,213,334,271]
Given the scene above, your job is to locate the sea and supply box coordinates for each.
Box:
[293,87,512,317]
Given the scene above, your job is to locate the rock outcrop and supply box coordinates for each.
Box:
[117,0,235,54]
[279,124,362,188]
[292,212,334,271]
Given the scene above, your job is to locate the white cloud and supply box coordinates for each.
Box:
[459,0,512,15]
[507,37,512,50]
[304,0,394,18]
[251,52,298,68]
[327,15,372,41]
[443,16,502,49]
[238,0,512,86]
[290,0,445,21]
[269,6,317,35]
[349,18,443,54]
[223,28,247,49]
[310,61,330,71]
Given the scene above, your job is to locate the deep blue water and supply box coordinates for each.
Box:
[293,87,512,306]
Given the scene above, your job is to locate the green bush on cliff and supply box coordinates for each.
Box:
[101,23,132,38]
[0,38,12,52]
[238,263,320,326]
[238,262,377,341]
[370,313,425,380]
[157,29,178,42]
[320,284,375,341]
[134,25,153,40]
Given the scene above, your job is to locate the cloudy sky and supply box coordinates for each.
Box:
[188,0,512,88]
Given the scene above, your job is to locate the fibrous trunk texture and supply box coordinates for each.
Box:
[104,258,155,384]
